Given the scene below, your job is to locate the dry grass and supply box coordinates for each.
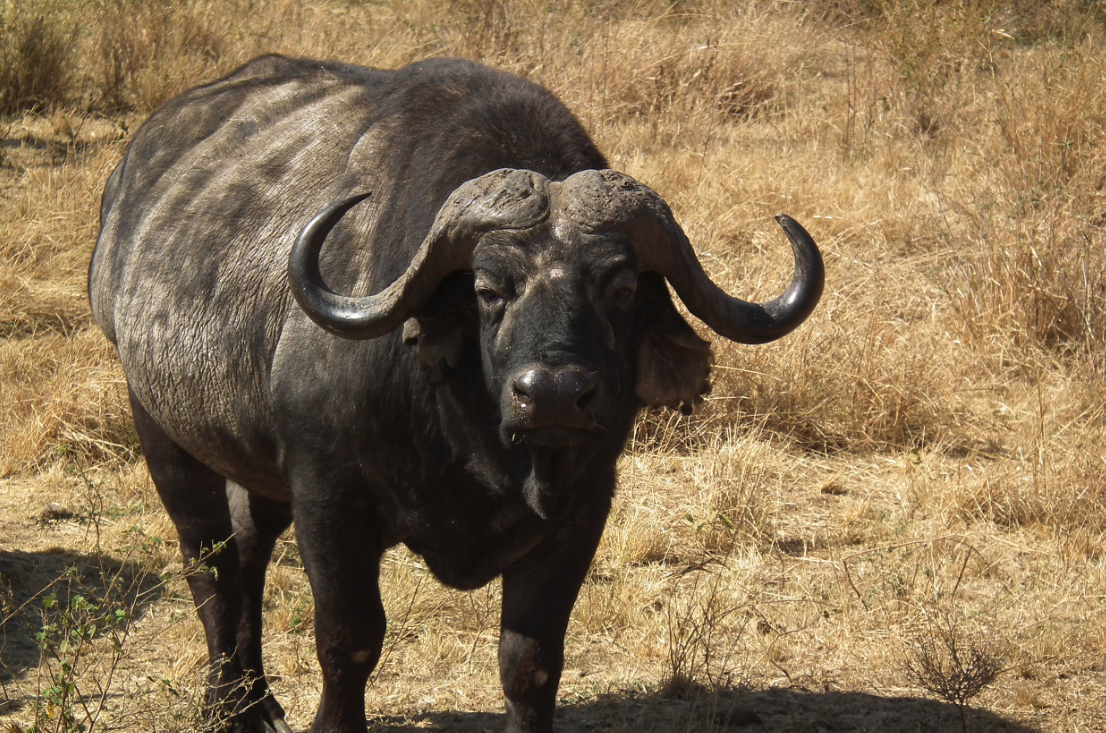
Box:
[3,0,1106,731]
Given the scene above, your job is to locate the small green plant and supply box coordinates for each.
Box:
[0,461,189,733]
[27,575,133,733]
[286,590,314,635]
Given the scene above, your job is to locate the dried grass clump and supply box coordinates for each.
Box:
[709,308,971,452]
[606,426,798,570]
[0,329,132,476]
[396,0,813,143]
[1001,0,1106,43]
[0,3,77,114]
[91,0,232,114]
[1,146,119,310]
[819,0,1104,42]
[1,144,129,475]
[3,0,816,122]
[866,0,1008,138]
[945,43,1106,355]
[659,228,982,454]
[579,14,787,124]
[946,361,1106,537]
[660,568,755,697]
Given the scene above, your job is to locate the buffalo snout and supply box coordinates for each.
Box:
[507,365,599,437]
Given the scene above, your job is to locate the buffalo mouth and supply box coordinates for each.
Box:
[500,416,599,520]
[502,417,597,520]
[506,423,600,449]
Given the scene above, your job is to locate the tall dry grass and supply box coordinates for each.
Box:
[4,1,1106,731]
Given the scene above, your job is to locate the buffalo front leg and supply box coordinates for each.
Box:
[498,500,610,733]
[130,391,285,732]
[292,487,386,733]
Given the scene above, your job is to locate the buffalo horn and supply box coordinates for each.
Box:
[288,169,551,339]
[560,170,824,345]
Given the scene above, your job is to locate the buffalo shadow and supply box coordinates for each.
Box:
[364,683,1041,733]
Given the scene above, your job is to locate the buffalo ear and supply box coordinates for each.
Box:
[403,317,464,385]
[635,306,712,414]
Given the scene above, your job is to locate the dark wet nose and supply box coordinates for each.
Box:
[511,366,597,428]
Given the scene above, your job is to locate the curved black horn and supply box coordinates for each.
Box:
[762,213,824,340]
[288,169,552,339]
[558,170,823,345]
[288,193,376,337]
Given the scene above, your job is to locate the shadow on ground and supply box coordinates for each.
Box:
[0,547,164,680]
[0,132,106,168]
[366,684,1039,733]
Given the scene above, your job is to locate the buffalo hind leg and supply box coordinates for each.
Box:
[498,499,610,733]
[228,484,294,732]
[130,390,289,733]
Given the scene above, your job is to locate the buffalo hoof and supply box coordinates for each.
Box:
[262,719,294,733]
[205,705,292,733]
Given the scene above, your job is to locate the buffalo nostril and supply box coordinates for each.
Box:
[513,369,547,406]
[572,374,596,410]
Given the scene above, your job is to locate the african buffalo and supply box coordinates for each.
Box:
[88,55,823,733]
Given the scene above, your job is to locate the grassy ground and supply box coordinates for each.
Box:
[4,1,1106,731]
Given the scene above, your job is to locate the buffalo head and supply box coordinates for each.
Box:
[288,168,823,515]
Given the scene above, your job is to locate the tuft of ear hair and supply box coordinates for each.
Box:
[635,309,712,412]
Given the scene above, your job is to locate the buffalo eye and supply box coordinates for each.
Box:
[476,286,506,307]
[603,270,638,309]
[474,274,512,316]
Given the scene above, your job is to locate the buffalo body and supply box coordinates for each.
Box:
[89,55,823,733]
